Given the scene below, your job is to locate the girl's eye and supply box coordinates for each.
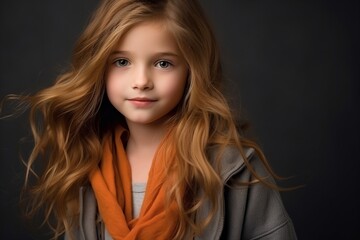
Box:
[114,59,129,67]
[156,60,172,69]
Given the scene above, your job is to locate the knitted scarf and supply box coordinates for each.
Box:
[90,126,179,239]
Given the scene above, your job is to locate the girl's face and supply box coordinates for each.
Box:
[106,20,188,127]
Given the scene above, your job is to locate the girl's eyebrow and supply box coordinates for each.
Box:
[109,50,131,56]
[153,52,180,58]
[109,50,180,58]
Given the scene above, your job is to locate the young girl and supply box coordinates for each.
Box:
[22,0,296,239]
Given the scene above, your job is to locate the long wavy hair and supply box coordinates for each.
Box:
[16,0,281,239]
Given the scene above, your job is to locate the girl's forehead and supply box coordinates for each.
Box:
[113,20,181,55]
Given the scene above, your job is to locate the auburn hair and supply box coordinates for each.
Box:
[17,0,280,239]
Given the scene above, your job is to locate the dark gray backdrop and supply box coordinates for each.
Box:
[1,0,359,239]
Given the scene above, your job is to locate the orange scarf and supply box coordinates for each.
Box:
[90,126,179,239]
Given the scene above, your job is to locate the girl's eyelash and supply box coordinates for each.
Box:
[155,60,173,68]
[113,58,130,67]
[111,58,173,68]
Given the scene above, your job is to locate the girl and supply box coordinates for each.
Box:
[21,0,297,239]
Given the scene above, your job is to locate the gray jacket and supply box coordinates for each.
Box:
[66,147,297,239]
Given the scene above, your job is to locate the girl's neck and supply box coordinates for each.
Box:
[125,121,170,183]
[126,121,168,150]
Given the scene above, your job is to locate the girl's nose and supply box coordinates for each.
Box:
[132,66,153,90]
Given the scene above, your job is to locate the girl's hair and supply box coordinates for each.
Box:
[20,0,280,238]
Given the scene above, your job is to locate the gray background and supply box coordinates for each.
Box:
[1,0,359,239]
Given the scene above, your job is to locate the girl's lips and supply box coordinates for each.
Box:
[127,98,157,107]
[128,97,156,102]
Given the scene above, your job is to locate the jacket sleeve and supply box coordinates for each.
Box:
[64,186,99,240]
[221,150,297,240]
